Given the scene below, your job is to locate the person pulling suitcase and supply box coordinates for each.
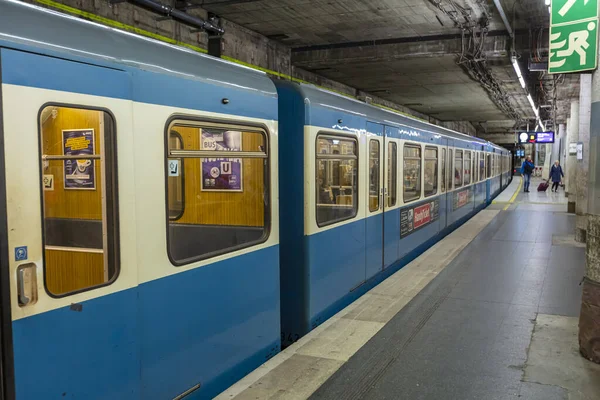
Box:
[549,160,564,192]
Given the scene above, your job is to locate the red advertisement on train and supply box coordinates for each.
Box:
[413,203,432,229]
[454,189,470,210]
[400,199,440,238]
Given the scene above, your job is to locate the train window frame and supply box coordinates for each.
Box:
[168,130,185,221]
[37,103,121,298]
[164,116,271,267]
[486,153,492,178]
[387,141,398,207]
[441,148,446,193]
[369,139,381,212]
[403,143,422,203]
[424,146,438,197]
[454,149,463,188]
[315,133,359,228]
[464,151,471,185]
[473,150,479,183]
[448,148,453,191]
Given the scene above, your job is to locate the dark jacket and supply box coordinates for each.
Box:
[520,160,534,175]
[550,164,564,182]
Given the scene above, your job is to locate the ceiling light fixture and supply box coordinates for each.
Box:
[511,57,526,89]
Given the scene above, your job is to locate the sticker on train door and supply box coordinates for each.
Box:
[168,159,180,177]
[15,246,28,261]
[43,174,54,191]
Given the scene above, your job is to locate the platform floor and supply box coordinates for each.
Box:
[217,177,600,400]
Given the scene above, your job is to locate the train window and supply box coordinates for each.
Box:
[496,155,499,175]
[168,131,184,220]
[486,154,492,178]
[473,151,479,183]
[387,142,397,207]
[481,154,485,180]
[454,150,463,188]
[480,152,485,180]
[166,119,269,265]
[403,144,421,202]
[464,151,471,185]
[369,140,380,212]
[315,135,358,226]
[424,147,438,197]
[39,105,118,296]
[441,148,446,193]
[448,149,453,190]
[497,155,500,175]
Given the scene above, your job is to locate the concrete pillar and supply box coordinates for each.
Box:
[551,124,564,165]
[559,123,567,169]
[566,102,579,213]
[576,74,592,242]
[579,70,600,364]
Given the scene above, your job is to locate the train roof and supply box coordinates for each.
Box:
[292,82,505,148]
[0,0,276,99]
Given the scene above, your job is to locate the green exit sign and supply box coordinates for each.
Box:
[549,0,600,74]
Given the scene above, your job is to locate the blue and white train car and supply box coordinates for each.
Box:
[276,82,511,346]
[0,1,279,399]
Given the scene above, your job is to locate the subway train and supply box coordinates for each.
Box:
[0,1,511,399]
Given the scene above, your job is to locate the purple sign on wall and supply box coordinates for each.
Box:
[536,132,555,143]
[62,128,96,190]
[201,129,243,192]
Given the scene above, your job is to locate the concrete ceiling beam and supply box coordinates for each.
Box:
[292,35,514,67]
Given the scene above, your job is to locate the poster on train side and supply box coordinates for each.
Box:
[200,129,243,192]
[400,199,440,238]
[62,128,96,190]
[453,188,472,210]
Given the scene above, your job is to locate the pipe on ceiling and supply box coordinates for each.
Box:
[491,0,513,38]
[128,0,224,35]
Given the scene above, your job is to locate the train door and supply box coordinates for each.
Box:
[365,122,384,279]
[383,129,399,269]
[500,152,503,189]
[446,139,455,226]
[0,49,139,398]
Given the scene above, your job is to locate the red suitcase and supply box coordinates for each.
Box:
[538,180,550,192]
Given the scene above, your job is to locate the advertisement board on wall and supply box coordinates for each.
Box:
[400,199,440,238]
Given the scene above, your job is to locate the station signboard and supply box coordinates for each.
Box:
[535,131,555,143]
[517,131,555,144]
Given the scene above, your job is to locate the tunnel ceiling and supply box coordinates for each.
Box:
[197,0,580,134]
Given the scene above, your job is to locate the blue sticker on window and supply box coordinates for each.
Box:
[15,246,27,261]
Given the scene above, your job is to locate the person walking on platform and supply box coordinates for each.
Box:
[550,160,564,192]
[520,155,535,192]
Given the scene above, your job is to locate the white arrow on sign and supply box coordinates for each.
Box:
[559,0,590,18]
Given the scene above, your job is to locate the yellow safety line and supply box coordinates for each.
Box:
[503,177,522,211]
[33,0,427,123]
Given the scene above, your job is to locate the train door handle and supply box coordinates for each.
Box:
[17,263,37,307]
